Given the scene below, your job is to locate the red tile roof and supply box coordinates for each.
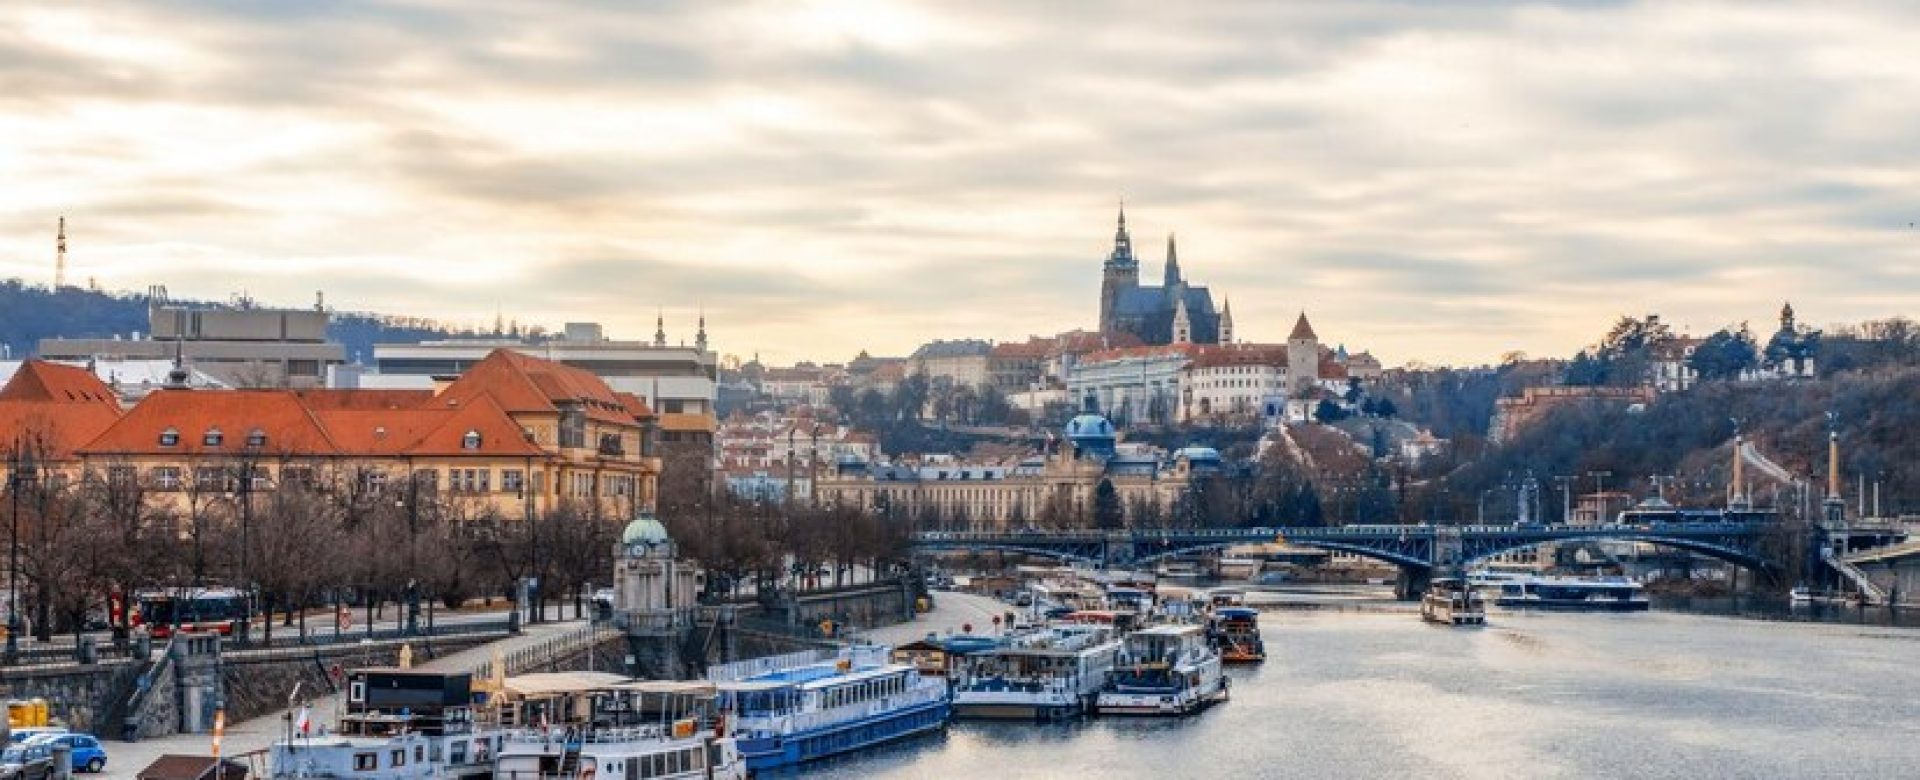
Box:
[435,349,633,425]
[294,389,434,410]
[0,360,119,406]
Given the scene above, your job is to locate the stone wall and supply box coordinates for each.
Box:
[219,632,505,725]
[0,659,144,736]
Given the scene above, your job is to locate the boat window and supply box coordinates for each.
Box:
[415,745,425,763]
[391,749,406,767]
[353,753,376,771]
[449,741,467,765]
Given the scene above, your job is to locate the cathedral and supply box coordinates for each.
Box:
[1097,205,1229,346]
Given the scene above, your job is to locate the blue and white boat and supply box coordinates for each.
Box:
[711,646,949,771]
[1095,625,1227,716]
[951,624,1122,721]
[1495,575,1649,611]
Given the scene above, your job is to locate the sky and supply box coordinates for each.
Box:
[2,1,1918,367]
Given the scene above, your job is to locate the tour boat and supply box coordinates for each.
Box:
[1210,607,1266,663]
[1495,576,1649,611]
[1789,585,1814,605]
[490,679,745,780]
[1420,578,1487,626]
[268,669,502,779]
[951,624,1122,720]
[711,645,949,771]
[1095,625,1228,716]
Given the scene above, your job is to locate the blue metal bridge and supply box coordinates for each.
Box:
[912,521,1779,593]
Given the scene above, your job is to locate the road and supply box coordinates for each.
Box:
[865,590,1014,646]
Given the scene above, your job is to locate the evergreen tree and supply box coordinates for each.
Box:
[1093,479,1124,529]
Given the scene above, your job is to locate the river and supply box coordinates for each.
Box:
[785,608,1920,779]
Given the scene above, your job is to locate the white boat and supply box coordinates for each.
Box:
[1095,625,1227,716]
[268,670,501,779]
[711,645,950,772]
[490,677,746,780]
[1420,578,1486,626]
[1789,585,1814,604]
[1495,575,1649,611]
[1217,558,1264,580]
[952,624,1122,721]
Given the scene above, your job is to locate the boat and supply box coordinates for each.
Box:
[1217,558,1264,581]
[1420,578,1486,626]
[1206,588,1247,609]
[1789,585,1814,605]
[490,677,746,780]
[951,624,1122,721]
[1095,625,1228,716]
[1210,607,1266,663]
[711,646,949,771]
[268,669,501,779]
[1494,575,1649,611]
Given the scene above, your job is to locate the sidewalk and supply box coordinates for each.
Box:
[100,618,586,780]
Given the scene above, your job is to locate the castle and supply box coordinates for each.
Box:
[1097,205,1229,346]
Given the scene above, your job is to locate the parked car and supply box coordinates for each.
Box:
[2,729,64,746]
[25,733,105,774]
[0,741,53,780]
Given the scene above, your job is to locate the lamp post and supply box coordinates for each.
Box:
[6,442,38,665]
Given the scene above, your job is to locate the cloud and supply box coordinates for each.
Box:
[1,0,1917,366]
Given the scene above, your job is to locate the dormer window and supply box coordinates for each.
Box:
[462,430,482,450]
[159,428,180,447]
[203,427,223,447]
[246,428,267,448]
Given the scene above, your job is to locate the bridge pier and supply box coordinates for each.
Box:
[1394,567,1432,601]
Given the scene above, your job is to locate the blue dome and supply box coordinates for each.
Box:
[1066,414,1116,439]
[1175,446,1221,462]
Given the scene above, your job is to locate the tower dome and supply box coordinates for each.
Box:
[1064,414,1118,459]
[621,514,671,547]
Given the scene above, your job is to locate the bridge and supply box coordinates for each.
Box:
[911,521,1779,597]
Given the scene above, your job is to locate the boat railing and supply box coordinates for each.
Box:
[706,647,836,682]
[741,683,946,737]
[498,724,681,746]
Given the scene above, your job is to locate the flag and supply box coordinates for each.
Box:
[295,706,312,736]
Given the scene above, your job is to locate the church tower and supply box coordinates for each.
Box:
[1163,233,1182,289]
[1287,311,1320,396]
[1220,298,1234,344]
[1099,203,1139,337]
[1172,295,1192,345]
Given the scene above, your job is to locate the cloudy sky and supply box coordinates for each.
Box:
[2,1,1917,366]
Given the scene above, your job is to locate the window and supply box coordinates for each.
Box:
[158,427,180,447]
[462,429,482,450]
[195,467,224,491]
[152,467,182,490]
[203,427,223,447]
[108,465,137,485]
[246,428,267,448]
[502,469,524,493]
[391,749,406,767]
[353,754,378,771]
[349,681,366,702]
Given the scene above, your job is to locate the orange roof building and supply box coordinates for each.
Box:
[0,360,125,462]
[71,349,661,520]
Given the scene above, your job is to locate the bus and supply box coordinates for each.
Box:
[133,588,251,638]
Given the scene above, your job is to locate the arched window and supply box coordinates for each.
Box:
[203,427,223,447]
[462,430,482,450]
[246,428,267,448]
[158,427,180,447]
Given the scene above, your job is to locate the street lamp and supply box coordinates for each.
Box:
[6,441,38,665]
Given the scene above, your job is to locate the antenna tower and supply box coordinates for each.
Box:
[54,216,67,289]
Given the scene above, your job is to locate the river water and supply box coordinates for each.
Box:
[790,609,1920,779]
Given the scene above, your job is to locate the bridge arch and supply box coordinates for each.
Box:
[1462,532,1775,574]
[1132,539,1431,570]
[912,541,1104,567]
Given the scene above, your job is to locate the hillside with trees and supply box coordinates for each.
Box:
[0,279,464,363]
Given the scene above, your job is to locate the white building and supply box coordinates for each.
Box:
[1064,344,1197,426]
[1177,345,1290,422]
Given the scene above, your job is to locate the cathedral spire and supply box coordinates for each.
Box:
[654,309,667,347]
[1163,233,1182,288]
[1220,297,1234,344]
[695,308,709,351]
[1107,199,1135,270]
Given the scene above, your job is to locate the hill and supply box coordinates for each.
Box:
[0,279,458,363]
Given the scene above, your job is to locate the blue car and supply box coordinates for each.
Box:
[23,734,104,774]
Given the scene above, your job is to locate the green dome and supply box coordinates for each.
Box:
[621,514,670,546]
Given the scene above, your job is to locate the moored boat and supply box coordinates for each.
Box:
[711,646,949,771]
[1095,625,1227,716]
[268,669,500,779]
[1421,578,1486,626]
[1210,607,1266,663]
[1495,575,1649,611]
[952,624,1122,721]
[490,678,746,780]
